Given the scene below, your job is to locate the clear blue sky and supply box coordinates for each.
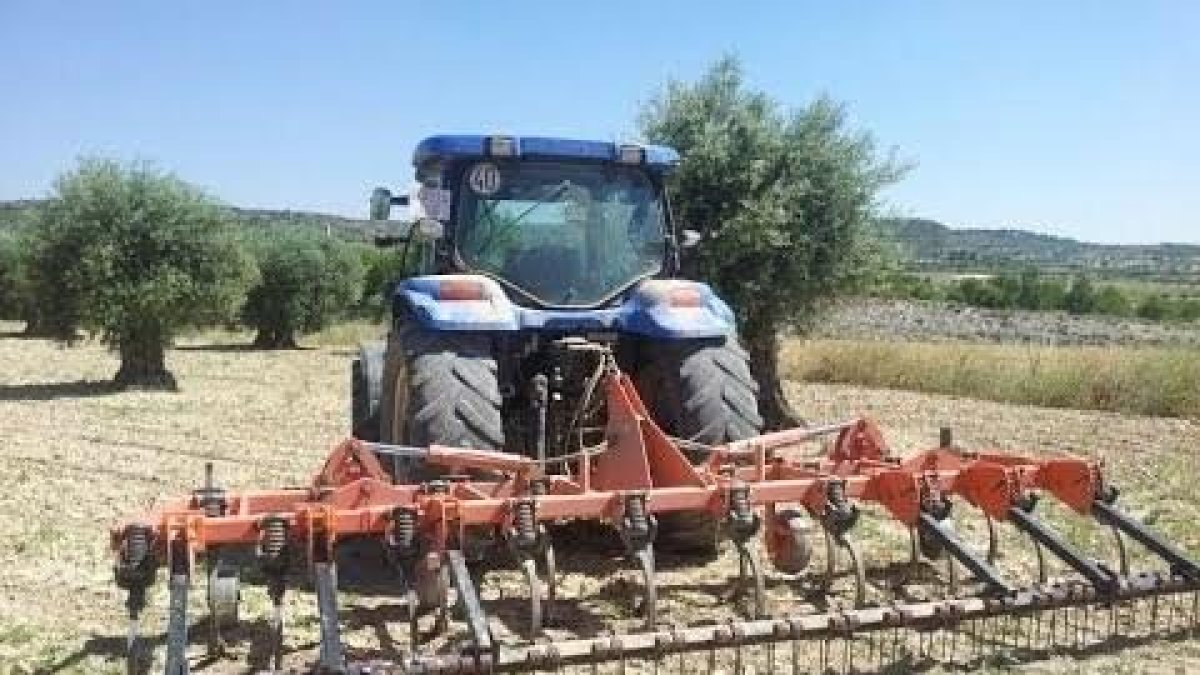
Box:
[2,1,1197,243]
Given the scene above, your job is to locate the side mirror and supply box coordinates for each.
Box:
[369,187,411,221]
[369,187,393,221]
[680,229,703,248]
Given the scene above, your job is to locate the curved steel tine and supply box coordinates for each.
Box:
[125,615,141,675]
[271,601,285,670]
[841,535,868,608]
[520,556,543,636]
[405,588,420,651]
[1111,524,1130,577]
[946,552,959,598]
[985,515,999,565]
[435,566,451,635]
[634,544,657,629]
[542,541,557,625]
[738,543,767,618]
[906,526,920,584]
[1031,536,1048,585]
[821,525,839,591]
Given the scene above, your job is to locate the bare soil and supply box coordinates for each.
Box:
[816,298,1200,347]
[1,328,1198,673]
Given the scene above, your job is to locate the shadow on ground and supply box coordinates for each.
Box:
[0,380,119,401]
[175,343,318,353]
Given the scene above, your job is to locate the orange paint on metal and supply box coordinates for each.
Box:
[436,279,487,301]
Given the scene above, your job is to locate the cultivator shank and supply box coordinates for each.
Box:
[112,362,1200,673]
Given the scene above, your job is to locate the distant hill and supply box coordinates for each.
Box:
[0,200,394,241]
[880,218,1200,282]
[3,200,1197,281]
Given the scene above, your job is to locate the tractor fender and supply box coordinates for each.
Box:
[617,279,735,339]
[394,274,520,331]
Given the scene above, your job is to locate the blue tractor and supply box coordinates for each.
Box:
[352,135,763,550]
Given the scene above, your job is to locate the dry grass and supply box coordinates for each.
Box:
[1,326,1199,673]
[784,339,1200,419]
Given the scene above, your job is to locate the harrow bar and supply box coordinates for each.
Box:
[376,573,1199,674]
[110,363,1200,673]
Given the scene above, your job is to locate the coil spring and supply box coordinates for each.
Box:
[529,478,548,497]
[624,494,650,538]
[259,515,289,561]
[123,524,152,566]
[728,486,757,537]
[730,486,752,520]
[825,480,858,534]
[391,507,417,551]
[513,499,538,548]
[202,495,225,518]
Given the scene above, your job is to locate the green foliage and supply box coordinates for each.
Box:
[0,232,28,320]
[1064,275,1097,315]
[1094,285,1132,316]
[640,58,905,335]
[241,233,365,348]
[1136,293,1169,321]
[29,158,255,386]
[358,244,416,319]
[639,57,906,426]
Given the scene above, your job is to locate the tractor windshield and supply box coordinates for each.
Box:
[455,161,666,306]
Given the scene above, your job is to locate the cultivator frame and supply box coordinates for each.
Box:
[112,359,1200,674]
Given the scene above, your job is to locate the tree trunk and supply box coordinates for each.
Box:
[743,323,804,431]
[115,339,177,390]
[253,327,299,349]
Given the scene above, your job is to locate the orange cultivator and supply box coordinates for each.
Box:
[112,361,1200,674]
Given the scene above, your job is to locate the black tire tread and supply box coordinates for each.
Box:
[636,337,764,553]
[384,326,504,453]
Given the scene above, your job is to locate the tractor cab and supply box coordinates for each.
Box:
[371,135,682,308]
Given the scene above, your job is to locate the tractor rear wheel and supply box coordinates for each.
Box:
[636,336,764,555]
[379,325,505,481]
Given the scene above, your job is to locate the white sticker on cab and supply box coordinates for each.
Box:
[468,163,502,195]
[417,187,453,221]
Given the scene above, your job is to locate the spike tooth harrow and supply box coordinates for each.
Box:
[111,366,1200,674]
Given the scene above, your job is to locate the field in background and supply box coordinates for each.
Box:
[785,339,1200,419]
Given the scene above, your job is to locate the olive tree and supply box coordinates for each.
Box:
[0,232,26,320]
[241,233,364,348]
[30,159,255,388]
[640,57,906,428]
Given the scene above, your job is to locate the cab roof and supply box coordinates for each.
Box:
[413,135,680,172]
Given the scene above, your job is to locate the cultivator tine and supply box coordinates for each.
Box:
[507,497,556,635]
[821,526,839,591]
[519,557,544,636]
[844,537,868,608]
[985,514,999,565]
[313,561,346,672]
[165,539,191,675]
[1007,506,1118,593]
[257,514,290,670]
[115,524,155,675]
[917,513,1015,596]
[1091,498,1200,581]
[632,546,657,628]
[446,549,494,666]
[619,493,658,628]
[727,485,766,617]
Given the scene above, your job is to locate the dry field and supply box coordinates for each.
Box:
[2,326,1199,673]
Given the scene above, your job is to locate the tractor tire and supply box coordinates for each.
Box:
[351,341,385,441]
[636,336,764,555]
[379,325,505,481]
